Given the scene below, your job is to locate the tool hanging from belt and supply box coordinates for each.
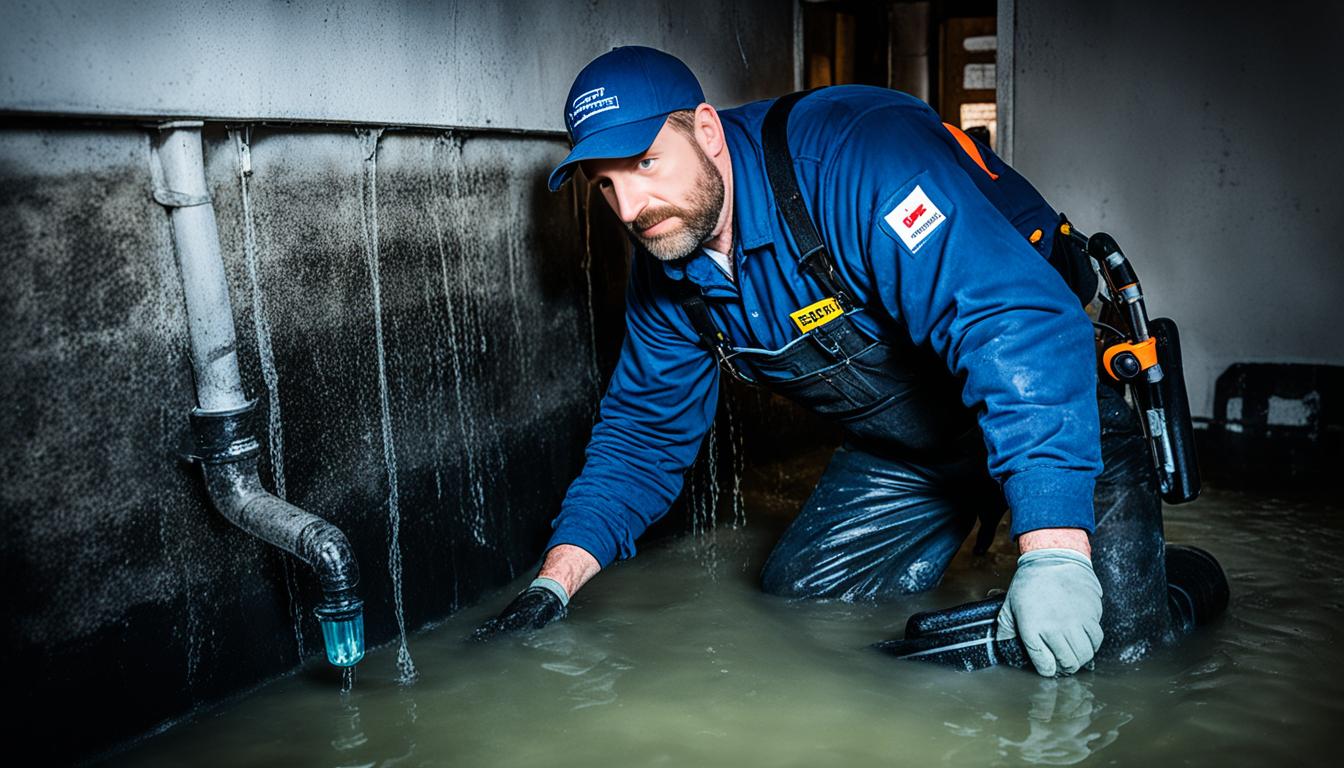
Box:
[1064,222,1202,504]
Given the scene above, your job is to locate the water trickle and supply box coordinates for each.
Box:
[502,191,527,370]
[358,127,417,684]
[581,185,602,408]
[429,134,487,547]
[232,127,306,661]
[726,397,746,530]
[704,421,722,526]
[689,423,721,575]
[184,595,201,687]
[340,666,357,695]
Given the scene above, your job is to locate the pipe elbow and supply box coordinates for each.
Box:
[298,519,361,597]
[202,459,265,525]
[190,405,361,596]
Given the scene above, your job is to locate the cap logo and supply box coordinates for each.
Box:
[568,87,620,130]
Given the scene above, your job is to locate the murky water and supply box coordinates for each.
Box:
[101,477,1341,767]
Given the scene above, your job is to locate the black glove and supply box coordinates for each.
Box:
[470,582,568,641]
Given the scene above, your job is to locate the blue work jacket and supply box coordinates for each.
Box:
[549,85,1102,568]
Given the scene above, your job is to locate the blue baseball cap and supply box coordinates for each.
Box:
[547,46,705,192]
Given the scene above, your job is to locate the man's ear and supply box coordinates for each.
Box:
[694,103,726,157]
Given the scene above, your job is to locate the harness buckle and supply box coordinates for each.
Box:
[712,343,755,384]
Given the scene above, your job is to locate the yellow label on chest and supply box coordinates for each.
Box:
[790,297,845,333]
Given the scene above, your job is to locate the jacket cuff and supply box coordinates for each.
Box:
[1003,468,1096,538]
[547,507,622,569]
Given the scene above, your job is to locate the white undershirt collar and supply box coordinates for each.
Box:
[703,247,734,282]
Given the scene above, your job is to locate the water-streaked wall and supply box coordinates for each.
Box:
[2,121,594,761]
[0,1,796,761]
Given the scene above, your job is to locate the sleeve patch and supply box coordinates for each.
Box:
[883,184,947,253]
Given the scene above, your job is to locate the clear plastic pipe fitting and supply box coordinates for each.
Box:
[315,598,365,667]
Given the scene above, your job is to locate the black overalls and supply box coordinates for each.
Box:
[668,92,1173,660]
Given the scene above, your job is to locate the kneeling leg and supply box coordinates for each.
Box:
[1091,381,1174,660]
[760,444,997,601]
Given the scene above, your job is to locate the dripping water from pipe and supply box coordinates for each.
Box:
[340,666,356,696]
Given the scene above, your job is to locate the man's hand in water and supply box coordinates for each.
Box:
[997,528,1104,677]
[469,580,568,640]
[469,544,600,641]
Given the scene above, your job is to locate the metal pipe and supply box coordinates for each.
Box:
[154,122,365,667]
[153,121,246,412]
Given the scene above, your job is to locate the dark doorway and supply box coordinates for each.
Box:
[938,14,997,149]
[800,1,999,149]
[801,0,893,89]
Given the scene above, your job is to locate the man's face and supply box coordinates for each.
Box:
[581,119,724,261]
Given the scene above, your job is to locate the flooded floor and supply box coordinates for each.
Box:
[102,455,1343,767]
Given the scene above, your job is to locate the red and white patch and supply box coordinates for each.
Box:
[884,185,946,253]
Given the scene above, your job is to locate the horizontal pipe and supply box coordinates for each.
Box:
[0,109,568,139]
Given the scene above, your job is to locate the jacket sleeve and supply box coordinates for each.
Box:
[546,253,720,567]
[819,103,1102,537]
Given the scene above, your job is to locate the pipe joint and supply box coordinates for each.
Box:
[185,401,262,464]
[153,188,212,209]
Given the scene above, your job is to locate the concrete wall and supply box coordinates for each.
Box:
[0,0,792,129]
[1,121,599,763]
[1007,0,1344,417]
[0,1,796,762]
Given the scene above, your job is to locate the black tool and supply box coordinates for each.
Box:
[1072,226,1202,504]
[875,545,1229,671]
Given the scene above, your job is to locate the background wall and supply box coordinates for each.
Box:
[0,0,787,130]
[1007,0,1344,418]
[0,1,795,762]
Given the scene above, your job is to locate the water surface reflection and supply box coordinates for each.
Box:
[104,489,1342,767]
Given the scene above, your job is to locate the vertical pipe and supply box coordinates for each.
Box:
[153,121,246,412]
[154,121,366,669]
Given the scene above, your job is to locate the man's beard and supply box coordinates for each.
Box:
[627,148,725,262]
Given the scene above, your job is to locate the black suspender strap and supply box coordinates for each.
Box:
[664,266,752,382]
[761,89,855,310]
[661,88,853,382]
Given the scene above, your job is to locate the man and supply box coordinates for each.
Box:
[473,46,1172,677]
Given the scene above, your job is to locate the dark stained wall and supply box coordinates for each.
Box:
[0,123,644,761]
[0,4,801,760]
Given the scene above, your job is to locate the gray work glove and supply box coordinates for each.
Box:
[996,548,1104,677]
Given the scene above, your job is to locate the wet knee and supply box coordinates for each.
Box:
[760,556,944,600]
[894,558,944,594]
